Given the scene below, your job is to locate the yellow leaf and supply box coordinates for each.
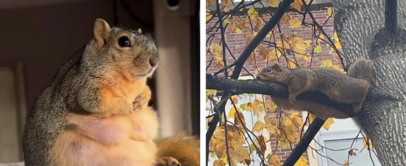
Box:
[252,121,265,132]
[265,102,278,113]
[322,118,334,130]
[213,159,227,166]
[305,40,312,46]
[288,60,297,69]
[290,110,300,117]
[268,154,281,166]
[223,18,230,25]
[228,107,236,118]
[210,43,222,53]
[247,8,258,19]
[363,138,374,149]
[331,65,345,73]
[267,0,280,7]
[221,0,233,7]
[227,23,236,32]
[235,28,243,34]
[314,45,322,53]
[289,17,302,29]
[254,68,261,76]
[279,139,290,148]
[320,59,333,68]
[206,10,213,21]
[333,31,339,41]
[327,7,334,16]
[291,0,303,11]
[335,41,342,49]
[230,95,238,104]
[344,160,349,166]
[317,34,326,43]
[294,156,308,166]
[280,13,291,24]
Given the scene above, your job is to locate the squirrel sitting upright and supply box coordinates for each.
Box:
[22,19,199,166]
[256,59,374,118]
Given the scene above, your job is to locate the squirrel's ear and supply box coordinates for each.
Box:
[271,64,282,72]
[137,28,142,33]
[94,18,111,48]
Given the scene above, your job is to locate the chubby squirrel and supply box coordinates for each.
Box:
[22,19,199,166]
[256,59,374,119]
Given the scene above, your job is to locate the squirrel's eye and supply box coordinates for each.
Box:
[118,36,131,47]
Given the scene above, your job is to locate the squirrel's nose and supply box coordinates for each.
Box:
[257,76,261,80]
[149,56,159,68]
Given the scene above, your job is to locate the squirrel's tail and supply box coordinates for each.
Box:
[155,133,200,166]
[347,59,374,83]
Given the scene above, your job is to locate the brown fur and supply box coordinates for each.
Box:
[256,59,374,115]
[22,19,191,166]
[155,133,200,166]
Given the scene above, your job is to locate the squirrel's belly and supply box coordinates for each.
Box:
[49,131,157,166]
[48,112,158,166]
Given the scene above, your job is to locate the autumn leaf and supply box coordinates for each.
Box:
[289,17,302,29]
[265,102,278,113]
[244,33,256,45]
[207,89,217,96]
[363,138,374,149]
[235,28,243,34]
[288,60,297,69]
[327,7,334,16]
[227,23,237,32]
[294,156,308,166]
[228,107,241,118]
[234,110,246,128]
[280,13,291,24]
[322,118,334,130]
[335,41,342,49]
[279,139,290,148]
[267,0,280,7]
[314,45,322,53]
[247,8,259,19]
[320,59,333,68]
[213,159,226,166]
[221,0,233,7]
[344,160,349,166]
[268,154,281,166]
[230,95,238,104]
[254,16,265,32]
[257,135,267,157]
[206,10,213,21]
[252,121,265,132]
[291,0,303,11]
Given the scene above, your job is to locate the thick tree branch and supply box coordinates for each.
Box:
[206,74,357,117]
[385,0,397,36]
[282,118,326,166]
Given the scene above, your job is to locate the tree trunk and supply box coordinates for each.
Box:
[333,0,406,165]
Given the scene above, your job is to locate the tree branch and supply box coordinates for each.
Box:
[385,0,397,36]
[206,74,356,117]
[282,118,326,166]
[205,1,295,165]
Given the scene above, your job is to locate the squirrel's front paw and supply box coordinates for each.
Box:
[157,157,181,166]
[132,87,152,112]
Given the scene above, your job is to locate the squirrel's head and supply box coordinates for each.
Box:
[256,63,285,81]
[85,18,159,79]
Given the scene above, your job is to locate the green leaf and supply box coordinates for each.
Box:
[266,154,272,161]
[314,45,322,53]
[240,104,246,110]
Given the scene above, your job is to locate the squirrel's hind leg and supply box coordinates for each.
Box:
[156,157,181,166]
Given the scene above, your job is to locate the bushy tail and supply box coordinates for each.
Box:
[347,59,374,83]
[155,133,200,166]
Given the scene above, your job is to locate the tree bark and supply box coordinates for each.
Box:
[333,0,406,165]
